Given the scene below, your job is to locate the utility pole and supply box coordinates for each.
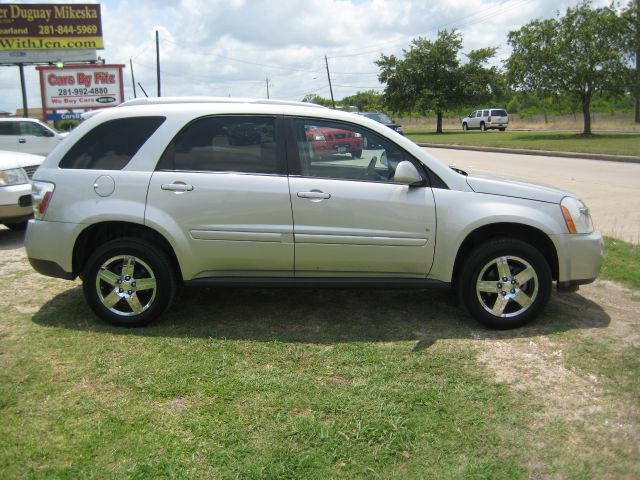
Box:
[18,64,28,117]
[130,58,137,99]
[325,55,335,109]
[156,30,161,97]
[635,0,639,123]
[265,76,270,99]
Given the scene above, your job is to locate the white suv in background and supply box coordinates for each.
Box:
[25,98,602,329]
[462,108,509,131]
[0,150,44,230]
[0,118,68,156]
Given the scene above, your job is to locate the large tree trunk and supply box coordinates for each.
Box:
[581,93,592,136]
[436,111,443,133]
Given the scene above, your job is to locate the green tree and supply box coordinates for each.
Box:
[506,1,632,136]
[301,94,333,107]
[340,90,384,112]
[376,30,498,133]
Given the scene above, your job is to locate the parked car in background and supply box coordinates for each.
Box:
[25,97,602,329]
[0,150,44,230]
[357,112,404,135]
[306,124,364,158]
[0,118,68,156]
[462,109,509,131]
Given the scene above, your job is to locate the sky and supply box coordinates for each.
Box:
[0,0,612,114]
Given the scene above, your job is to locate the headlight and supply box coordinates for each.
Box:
[0,168,29,186]
[313,134,325,141]
[560,196,594,234]
[354,132,362,137]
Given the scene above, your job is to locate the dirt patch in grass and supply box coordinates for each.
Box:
[476,281,640,477]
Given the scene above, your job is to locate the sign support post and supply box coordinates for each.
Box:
[18,64,28,118]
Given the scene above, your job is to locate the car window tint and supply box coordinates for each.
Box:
[293,118,410,184]
[19,122,48,136]
[491,110,507,116]
[0,122,14,135]
[159,116,277,174]
[60,116,165,170]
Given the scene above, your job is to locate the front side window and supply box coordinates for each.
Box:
[158,116,277,174]
[293,118,414,184]
[60,116,165,170]
[19,121,48,136]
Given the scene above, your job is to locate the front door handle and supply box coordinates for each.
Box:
[18,138,26,143]
[161,182,194,192]
[297,191,331,199]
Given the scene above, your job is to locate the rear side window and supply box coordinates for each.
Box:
[59,116,165,170]
[157,115,277,174]
[0,122,15,135]
[491,110,508,116]
[482,110,489,116]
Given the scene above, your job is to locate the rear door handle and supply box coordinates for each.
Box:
[297,191,331,199]
[161,183,194,192]
[18,138,26,143]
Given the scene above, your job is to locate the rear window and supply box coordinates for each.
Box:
[491,110,508,116]
[59,116,165,170]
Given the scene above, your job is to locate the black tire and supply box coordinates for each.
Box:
[4,221,28,231]
[82,238,177,327]
[351,149,362,159]
[462,123,468,131]
[499,128,506,132]
[480,122,486,131]
[459,238,552,329]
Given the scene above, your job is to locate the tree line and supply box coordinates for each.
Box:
[304,1,639,136]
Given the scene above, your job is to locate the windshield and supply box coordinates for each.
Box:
[364,112,393,124]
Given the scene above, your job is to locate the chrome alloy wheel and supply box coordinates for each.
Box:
[475,255,539,318]
[95,255,157,317]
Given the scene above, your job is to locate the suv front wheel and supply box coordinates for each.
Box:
[459,238,552,329]
[82,238,177,327]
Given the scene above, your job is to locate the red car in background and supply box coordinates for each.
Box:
[306,125,363,159]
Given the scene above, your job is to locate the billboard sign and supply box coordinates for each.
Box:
[0,48,97,65]
[37,64,125,111]
[46,112,83,121]
[0,4,103,51]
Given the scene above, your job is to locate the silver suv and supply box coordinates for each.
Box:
[25,98,602,329]
[462,108,509,131]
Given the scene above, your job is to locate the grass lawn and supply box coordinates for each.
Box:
[406,131,640,157]
[602,236,640,290]
[1,230,639,479]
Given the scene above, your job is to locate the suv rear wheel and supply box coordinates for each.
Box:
[480,122,487,131]
[82,238,177,327]
[459,238,551,329]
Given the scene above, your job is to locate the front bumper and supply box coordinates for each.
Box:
[551,231,604,285]
[0,183,33,223]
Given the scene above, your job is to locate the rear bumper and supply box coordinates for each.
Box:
[25,219,82,279]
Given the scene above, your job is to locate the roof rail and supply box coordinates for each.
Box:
[118,96,327,109]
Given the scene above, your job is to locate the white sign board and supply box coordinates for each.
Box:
[37,64,124,110]
[0,49,97,65]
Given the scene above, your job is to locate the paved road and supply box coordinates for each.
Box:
[423,147,640,243]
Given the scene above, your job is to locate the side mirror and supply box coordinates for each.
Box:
[42,130,55,137]
[393,161,424,186]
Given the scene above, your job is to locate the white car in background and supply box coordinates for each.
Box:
[462,109,509,131]
[0,150,44,230]
[0,118,68,156]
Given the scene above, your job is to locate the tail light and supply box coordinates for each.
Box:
[488,116,492,122]
[31,180,55,220]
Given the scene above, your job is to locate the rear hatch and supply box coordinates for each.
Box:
[489,109,508,124]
